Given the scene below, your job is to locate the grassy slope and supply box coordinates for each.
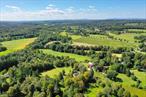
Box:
[117,74,146,97]
[41,49,90,62]
[0,38,36,56]
[131,70,146,87]
[73,35,135,48]
[60,32,135,48]
[109,32,146,43]
[41,67,71,77]
[85,72,104,97]
[41,49,91,78]
[60,31,81,40]
[112,53,122,58]
[85,85,102,97]
[40,49,90,77]
[88,72,146,97]
[128,29,146,32]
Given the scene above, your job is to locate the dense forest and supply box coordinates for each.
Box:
[0,20,146,97]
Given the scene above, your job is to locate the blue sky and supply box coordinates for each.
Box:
[0,0,146,21]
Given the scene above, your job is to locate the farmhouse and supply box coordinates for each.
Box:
[88,62,94,70]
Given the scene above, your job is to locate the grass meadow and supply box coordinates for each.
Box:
[0,38,36,56]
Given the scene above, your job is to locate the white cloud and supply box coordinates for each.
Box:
[88,6,95,9]
[48,4,55,7]
[46,4,55,9]
[5,5,21,11]
[45,4,65,15]
[88,6,97,12]
[65,7,75,13]
[0,5,108,21]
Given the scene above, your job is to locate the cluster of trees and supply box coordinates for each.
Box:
[31,34,71,49]
[65,26,105,36]
[92,52,113,72]
[63,64,94,97]
[122,52,146,70]
[91,51,146,85]
[139,43,146,52]
[0,44,7,52]
[0,49,77,96]
[0,24,40,42]
[6,76,63,97]
[95,75,133,97]
[45,42,113,56]
[0,50,95,97]
[44,39,132,56]
[134,35,146,43]
[134,35,146,52]
[0,49,76,72]
[97,84,133,97]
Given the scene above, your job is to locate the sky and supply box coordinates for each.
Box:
[0,0,146,21]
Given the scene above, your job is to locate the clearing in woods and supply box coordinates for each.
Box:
[73,35,136,48]
[0,38,36,56]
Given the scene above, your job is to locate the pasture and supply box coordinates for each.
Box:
[73,35,136,48]
[41,49,91,62]
[60,31,81,40]
[131,70,146,87]
[109,32,146,43]
[127,29,146,33]
[93,72,146,97]
[117,73,146,97]
[41,67,71,78]
[0,38,36,56]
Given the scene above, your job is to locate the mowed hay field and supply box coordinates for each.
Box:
[117,73,146,97]
[60,31,145,48]
[109,32,146,43]
[127,29,146,33]
[89,72,146,97]
[41,49,91,62]
[131,70,146,87]
[41,67,71,78]
[0,38,36,56]
[60,31,81,40]
[73,35,136,48]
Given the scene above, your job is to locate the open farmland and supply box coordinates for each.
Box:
[109,32,146,43]
[131,70,146,87]
[127,29,146,33]
[41,49,91,62]
[0,38,36,56]
[73,35,137,48]
[41,67,72,78]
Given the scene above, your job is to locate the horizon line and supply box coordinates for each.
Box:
[1,18,146,22]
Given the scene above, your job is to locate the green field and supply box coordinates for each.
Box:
[73,35,136,48]
[60,31,146,48]
[117,74,136,85]
[0,38,36,56]
[91,72,146,97]
[60,31,81,40]
[41,49,91,62]
[112,53,122,58]
[41,49,91,78]
[128,29,146,33]
[131,70,146,87]
[117,73,146,97]
[85,84,102,97]
[41,67,71,78]
[109,32,146,43]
